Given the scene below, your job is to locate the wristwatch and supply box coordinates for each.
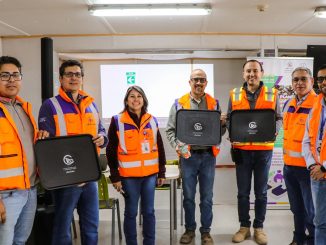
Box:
[308,163,318,171]
[321,165,326,173]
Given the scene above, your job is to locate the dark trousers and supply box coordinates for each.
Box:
[235,149,272,228]
[284,165,315,244]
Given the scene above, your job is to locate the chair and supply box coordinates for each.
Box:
[99,154,108,172]
[98,173,122,245]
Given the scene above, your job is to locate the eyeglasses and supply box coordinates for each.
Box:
[292,77,309,83]
[0,72,22,81]
[63,72,83,78]
[317,76,326,83]
[191,77,207,83]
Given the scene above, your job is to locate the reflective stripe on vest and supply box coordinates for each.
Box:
[117,114,127,153]
[144,158,158,166]
[232,87,242,101]
[149,118,157,145]
[232,87,274,102]
[0,167,24,178]
[49,97,67,135]
[119,160,141,168]
[49,97,99,136]
[264,87,275,102]
[118,158,158,168]
[283,149,303,158]
[233,142,274,146]
[117,114,158,154]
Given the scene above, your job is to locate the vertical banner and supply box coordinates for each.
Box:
[248,57,314,209]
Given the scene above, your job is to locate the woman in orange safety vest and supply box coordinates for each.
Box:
[106,86,166,245]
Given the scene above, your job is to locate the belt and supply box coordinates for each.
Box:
[190,148,212,154]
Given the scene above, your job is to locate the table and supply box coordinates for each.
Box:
[165,165,180,244]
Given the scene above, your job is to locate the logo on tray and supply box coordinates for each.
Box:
[194,123,203,131]
[63,155,74,166]
[249,122,257,129]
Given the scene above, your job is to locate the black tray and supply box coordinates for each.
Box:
[35,134,101,190]
[176,109,221,146]
[229,109,276,142]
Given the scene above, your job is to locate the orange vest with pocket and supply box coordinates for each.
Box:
[0,97,37,190]
[308,94,326,173]
[115,111,159,177]
[48,88,100,152]
[283,90,317,167]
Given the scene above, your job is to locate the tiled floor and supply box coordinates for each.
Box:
[73,168,294,245]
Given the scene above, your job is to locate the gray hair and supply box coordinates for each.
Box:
[291,67,312,77]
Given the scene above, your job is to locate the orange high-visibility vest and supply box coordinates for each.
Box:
[283,90,317,167]
[176,93,220,157]
[48,88,100,152]
[230,85,277,150]
[115,111,159,177]
[0,97,37,190]
[308,94,326,172]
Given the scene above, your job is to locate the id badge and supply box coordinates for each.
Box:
[141,140,150,154]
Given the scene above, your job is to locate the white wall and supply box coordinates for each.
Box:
[2,38,41,117]
[20,34,326,53]
[0,38,2,56]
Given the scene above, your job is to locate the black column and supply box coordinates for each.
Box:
[41,37,53,102]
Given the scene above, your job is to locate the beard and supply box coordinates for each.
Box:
[320,85,326,97]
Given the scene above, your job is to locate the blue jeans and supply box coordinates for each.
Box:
[0,187,37,245]
[180,151,216,233]
[283,165,315,244]
[235,149,272,228]
[311,179,326,245]
[52,182,99,245]
[121,174,157,245]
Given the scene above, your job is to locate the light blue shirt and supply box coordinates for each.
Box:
[302,97,326,169]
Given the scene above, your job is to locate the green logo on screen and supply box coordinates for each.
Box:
[126,72,136,85]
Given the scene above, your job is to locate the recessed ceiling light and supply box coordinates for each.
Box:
[314,6,326,18]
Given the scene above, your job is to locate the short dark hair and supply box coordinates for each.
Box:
[122,86,148,114]
[59,60,84,77]
[243,59,264,72]
[0,56,22,72]
[317,64,326,74]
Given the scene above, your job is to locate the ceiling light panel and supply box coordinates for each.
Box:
[314,6,326,18]
[90,0,206,4]
[89,3,212,16]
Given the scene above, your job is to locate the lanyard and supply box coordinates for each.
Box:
[320,107,326,140]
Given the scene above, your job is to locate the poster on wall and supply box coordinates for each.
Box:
[248,57,314,209]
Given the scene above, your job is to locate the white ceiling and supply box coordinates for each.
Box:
[0,0,326,36]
